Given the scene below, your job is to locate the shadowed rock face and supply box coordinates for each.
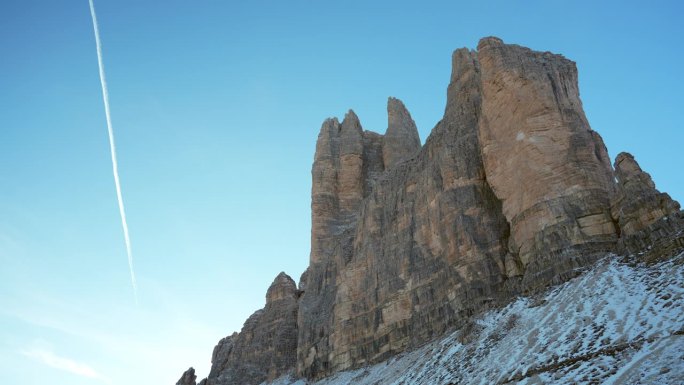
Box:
[310,104,421,266]
[299,99,422,377]
[177,37,683,384]
[176,368,196,385]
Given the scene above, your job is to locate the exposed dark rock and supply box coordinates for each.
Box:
[383,97,421,169]
[176,367,196,385]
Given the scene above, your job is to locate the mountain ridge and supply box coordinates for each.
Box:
[176,36,684,385]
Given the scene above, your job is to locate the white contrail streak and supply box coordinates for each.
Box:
[88,0,138,303]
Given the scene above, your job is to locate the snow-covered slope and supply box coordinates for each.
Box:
[268,252,684,385]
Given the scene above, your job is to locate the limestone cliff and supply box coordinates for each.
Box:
[178,37,684,384]
[477,37,618,291]
[200,273,299,385]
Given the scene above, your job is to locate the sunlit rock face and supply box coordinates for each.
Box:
[177,37,683,384]
[383,97,421,169]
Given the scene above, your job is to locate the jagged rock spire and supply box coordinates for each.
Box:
[340,109,363,136]
[383,97,420,169]
[614,152,657,191]
[310,109,375,264]
[612,152,681,237]
[175,367,196,385]
[266,272,297,303]
[199,271,299,385]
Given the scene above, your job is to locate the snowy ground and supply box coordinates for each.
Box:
[267,252,684,385]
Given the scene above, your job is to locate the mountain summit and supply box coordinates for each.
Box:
[176,37,684,385]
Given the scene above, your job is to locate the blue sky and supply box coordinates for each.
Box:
[1,0,682,384]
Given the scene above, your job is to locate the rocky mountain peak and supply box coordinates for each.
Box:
[176,367,196,385]
[477,36,504,50]
[383,97,420,168]
[176,37,684,385]
[265,272,297,303]
[614,152,655,189]
[340,109,362,136]
[611,152,683,260]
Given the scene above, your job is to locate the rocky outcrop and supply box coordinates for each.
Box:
[299,99,422,377]
[611,152,684,261]
[297,37,623,379]
[176,37,684,384]
[383,97,421,169]
[200,273,299,385]
[176,367,197,385]
[310,102,420,266]
[295,37,683,379]
[297,45,515,377]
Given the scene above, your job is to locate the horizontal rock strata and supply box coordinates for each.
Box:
[476,36,619,291]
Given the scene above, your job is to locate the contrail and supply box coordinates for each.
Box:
[88,0,138,303]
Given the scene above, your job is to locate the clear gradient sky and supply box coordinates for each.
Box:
[1,1,682,384]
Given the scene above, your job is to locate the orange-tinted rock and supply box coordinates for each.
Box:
[297,44,513,379]
[296,37,681,380]
[477,37,618,289]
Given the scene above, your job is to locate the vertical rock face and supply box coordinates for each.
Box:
[297,46,515,378]
[295,37,681,379]
[309,112,366,266]
[203,273,298,385]
[177,37,684,385]
[319,47,512,374]
[477,37,618,289]
[310,105,420,265]
[299,100,422,377]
